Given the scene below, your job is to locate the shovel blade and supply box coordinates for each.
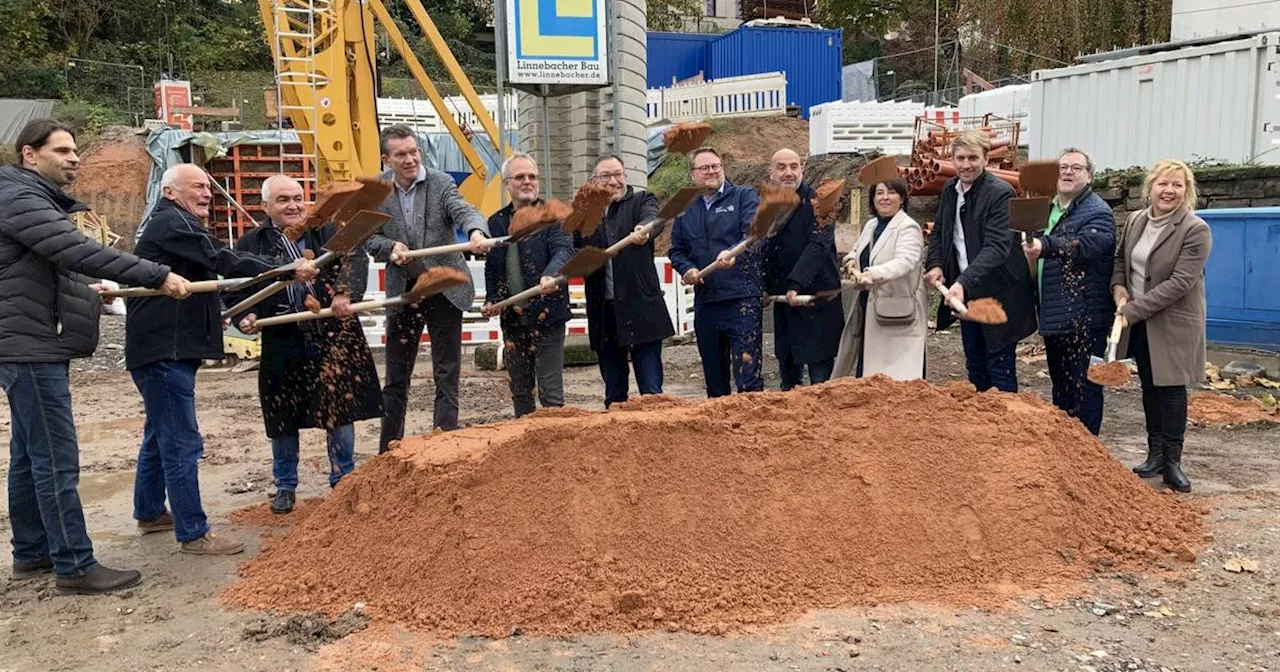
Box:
[322,209,391,253]
[558,247,612,278]
[658,187,701,220]
[858,156,900,187]
[402,267,470,304]
[1017,161,1059,196]
[1009,196,1052,233]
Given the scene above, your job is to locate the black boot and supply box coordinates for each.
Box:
[55,564,142,595]
[271,489,296,514]
[1132,436,1164,477]
[1163,441,1191,493]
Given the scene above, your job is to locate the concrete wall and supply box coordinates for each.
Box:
[515,0,650,197]
[1093,166,1280,225]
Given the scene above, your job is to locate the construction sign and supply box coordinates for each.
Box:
[505,0,609,86]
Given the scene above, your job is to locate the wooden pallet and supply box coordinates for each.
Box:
[207,143,316,243]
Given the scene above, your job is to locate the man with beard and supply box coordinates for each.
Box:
[761,149,844,390]
[231,175,384,513]
[575,154,674,407]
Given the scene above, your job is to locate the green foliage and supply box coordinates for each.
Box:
[0,63,66,98]
[53,99,128,137]
[649,153,693,200]
[648,0,707,32]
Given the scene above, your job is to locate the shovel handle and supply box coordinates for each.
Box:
[398,236,508,261]
[933,279,968,316]
[251,297,392,328]
[697,237,753,279]
[768,294,816,306]
[1105,297,1127,361]
[488,276,564,313]
[101,278,234,299]
[604,220,661,256]
[220,251,337,320]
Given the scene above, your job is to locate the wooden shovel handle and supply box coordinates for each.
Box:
[488,276,564,313]
[934,279,968,316]
[251,297,391,328]
[697,237,752,278]
[101,278,233,299]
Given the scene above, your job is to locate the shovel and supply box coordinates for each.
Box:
[767,279,866,306]
[101,277,252,299]
[858,156,901,187]
[696,185,800,280]
[249,267,469,329]
[1009,161,1059,282]
[932,279,1008,324]
[220,209,390,320]
[486,247,612,313]
[1087,299,1135,386]
[604,187,700,255]
[393,200,572,263]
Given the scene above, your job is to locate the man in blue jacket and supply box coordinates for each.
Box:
[481,152,574,417]
[670,147,763,398]
[127,163,317,556]
[761,148,844,390]
[1023,148,1116,435]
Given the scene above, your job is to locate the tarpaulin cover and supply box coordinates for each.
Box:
[0,98,57,144]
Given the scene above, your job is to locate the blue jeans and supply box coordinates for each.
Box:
[130,360,209,543]
[779,355,834,391]
[598,338,664,408]
[271,425,355,491]
[693,298,764,398]
[1044,328,1108,435]
[959,320,1018,393]
[0,363,98,577]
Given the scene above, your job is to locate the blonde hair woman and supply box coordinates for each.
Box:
[832,177,927,379]
[1111,159,1211,493]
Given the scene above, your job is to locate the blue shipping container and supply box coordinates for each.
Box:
[708,25,843,119]
[645,32,718,89]
[1196,208,1280,349]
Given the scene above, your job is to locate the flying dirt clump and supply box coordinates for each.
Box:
[222,376,1203,637]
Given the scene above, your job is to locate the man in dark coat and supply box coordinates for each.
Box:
[1023,148,1116,435]
[231,175,383,514]
[670,147,763,398]
[924,130,1037,392]
[127,164,319,556]
[366,125,490,447]
[761,148,844,390]
[481,153,574,417]
[0,119,188,594]
[576,154,675,407]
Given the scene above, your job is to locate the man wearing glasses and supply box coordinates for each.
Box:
[576,155,675,407]
[670,147,763,398]
[1022,148,1116,435]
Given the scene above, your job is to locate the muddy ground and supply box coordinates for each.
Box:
[1,315,1277,672]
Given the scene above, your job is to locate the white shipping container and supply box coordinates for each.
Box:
[1029,32,1280,171]
[959,84,1033,141]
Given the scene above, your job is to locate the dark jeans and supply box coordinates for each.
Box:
[1130,322,1188,448]
[380,294,463,452]
[959,320,1018,392]
[693,298,764,398]
[779,353,834,391]
[1,362,97,577]
[597,302,664,408]
[1044,328,1108,435]
[505,324,566,418]
[271,424,355,491]
[130,359,209,544]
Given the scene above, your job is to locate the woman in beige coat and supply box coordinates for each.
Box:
[1111,159,1211,493]
[833,178,927,380]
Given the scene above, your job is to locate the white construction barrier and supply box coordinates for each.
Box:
[809,101,960,156]
[647,72,787,123]
[376,94,519,134]
[358,257,695,348]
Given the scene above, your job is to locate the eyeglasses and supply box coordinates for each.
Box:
[693,163,723,174]
[1058,164,1088,175]
[508,173,539,183]
[595,171,625,181]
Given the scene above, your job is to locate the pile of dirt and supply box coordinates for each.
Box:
[229,497,325,528]
[1088,361,1133,387]
[1189,392,1280,426]
[67,125,152,250]
[223,377,1203,637]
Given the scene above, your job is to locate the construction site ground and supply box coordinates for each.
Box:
[1,316,1277,672]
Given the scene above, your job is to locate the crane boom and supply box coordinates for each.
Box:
[258,0,506,215]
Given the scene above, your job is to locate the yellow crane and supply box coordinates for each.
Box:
[256,0,507,215]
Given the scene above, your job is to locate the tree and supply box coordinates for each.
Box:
[648,0,707,32]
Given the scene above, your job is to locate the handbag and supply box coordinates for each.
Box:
[871,257,921,327]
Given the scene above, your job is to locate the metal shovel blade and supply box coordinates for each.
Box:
[658,187,701,220]
[858,156,900,187]
[558,247,612,278]
[1017,160,1059,197]
[402,267,470,304]
[322,209,391,253]
[1009,196,1052,234]
[1087,355,1135,386]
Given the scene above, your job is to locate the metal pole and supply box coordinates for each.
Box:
[608,0,621,155]
[540,84,552,199]
[494,0,510,207]
[933,0,940,97]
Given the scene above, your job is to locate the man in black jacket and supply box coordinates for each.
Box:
[924,130,1037,392]
[0,119,188,594]
[762,148,844,390]
[481,153,573,417]
[126,163,317,555]
[231,175,383,514]
[577,154,675,407]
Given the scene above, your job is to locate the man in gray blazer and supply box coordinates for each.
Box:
[366,124,490,450]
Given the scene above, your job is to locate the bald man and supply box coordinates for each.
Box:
[127,164,318,556]
[761,149,843,390]
[228,175,383,514]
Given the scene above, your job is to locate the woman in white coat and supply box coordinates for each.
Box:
[832,178,928,380]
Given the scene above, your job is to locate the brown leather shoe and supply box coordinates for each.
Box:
[137,511,175,535]
[179,531,244,556]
